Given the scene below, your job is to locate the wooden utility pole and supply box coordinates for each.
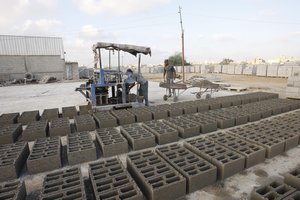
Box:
[178,6,185,82]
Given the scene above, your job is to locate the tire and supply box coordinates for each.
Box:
[206,94,211,99]
[163,95,168,101]
[25,72,33,80]
[196,92,201,99]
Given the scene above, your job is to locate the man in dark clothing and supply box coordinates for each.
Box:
[163,59,176,96]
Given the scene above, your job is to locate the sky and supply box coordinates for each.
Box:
[0,0,299,67]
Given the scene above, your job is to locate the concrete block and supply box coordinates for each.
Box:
[235,114,249,125]
[163,117,200,139]
[251,181,296,200]
[0,112,19,126]
[0,180,26,200]
[156,144,217,193]
[96,128,128,157]
[74,114,96,132]
[120,123,156,150]
[127,150,186,200]
[79,104,92,115]
[67,132,97,165]
[22,120,48,141]
[142,120,179,145]
[0,124,22,144]
[144,106,168,120]
[62,106,78,119]
[284,191,300,200]
[182,104,198,114]
[284,168,300,190]
[0,142,29,182]
[41,108,59,121]
[93,111,118,128]
[110,109,136,125]
[18,110,40,125]
[27,137,61,174]
[41,167,86,200]
[128,107,153,122]
[184,114,218,133]
[49,117,71,136]
[184,138,245,180]
[89,158,143,200]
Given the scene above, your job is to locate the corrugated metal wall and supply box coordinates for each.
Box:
[0,35,64,58]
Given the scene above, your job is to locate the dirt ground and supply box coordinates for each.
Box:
[0,73,298,200]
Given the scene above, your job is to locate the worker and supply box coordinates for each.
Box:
[125,69,149,106]
[163,59,176,96]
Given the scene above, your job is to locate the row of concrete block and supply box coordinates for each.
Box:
[0,104,92,126]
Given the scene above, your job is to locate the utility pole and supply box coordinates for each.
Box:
[178,6,185,82]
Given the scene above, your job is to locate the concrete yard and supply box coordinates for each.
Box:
[0,74,299,200]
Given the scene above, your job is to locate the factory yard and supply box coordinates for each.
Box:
[0,73,299,200]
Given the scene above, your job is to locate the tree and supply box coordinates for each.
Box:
[220,58,234,65]
[168,52,191,66]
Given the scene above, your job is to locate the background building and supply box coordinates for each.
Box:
[0,35,73,81]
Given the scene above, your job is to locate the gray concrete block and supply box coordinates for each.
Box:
[128,108,153,122]
[22,120,48,141]
[79,104,92,115]
[0,112,19,126]
[163,117,200,139]
[67,132,96,165]
[74,114,96,132]
[93,111,118,128]
[284,168,300,190]
[27,137,61,174]
[111,110,136,125]
[96,128,128,157]
[187,114,218,133]
[49,117,71,137]
[18,110,40,125]
[41,108,59,121]
[142,120,179,145]
[144,106,168,120]
[284,191,300,200]
[156,144,217,193]
[41,167,86,200]
[0,124,22,144]
[0,180,26,200]
[89,158,143,200]
[0,142,29,182]
[120,123,156,150]
[62,106,78,119]
[127,150,186,200]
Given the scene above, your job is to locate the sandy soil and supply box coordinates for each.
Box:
[0,74,298,200]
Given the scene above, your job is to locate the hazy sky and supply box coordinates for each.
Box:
[0,0,299,66]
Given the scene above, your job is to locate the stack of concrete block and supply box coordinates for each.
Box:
[79,104,92,115]
[120,123,156,151]
[181,101,198,114]
[22,120,48,141]
[205,99,222,110]
[110,109,136,125]
[40,167,86,200]
[93,111,118,128]
[127,150,186,200]
[284,167,300,190]
[183,113,218,133]
[142,120,179,145]
[62,106,78,119]
[96,128,128,157]
[156,104,183,117]
[74,114,96,132]
[27,137,61,174]
[0,142,29,181]
[263,129,299,151]
[89,158,143,200]
[193,100,210,112]
[286,67,300,99]
[49,117,71,136]
[267,64,279,77]
[127,107,152,122]
[199,110,236,129]
[251,180,296,200]
[67,132,96,165]
[0,112,19,125]
[0,124,22,144]
[18,110,40,125]
[163,116,200,138]
[207,132,266,168]
[184,137,245,180]
[256,64,268,76]
[41,108,59,121]
[156,144,217,193]
[144,106,168,119]
[228,127,285,158]
[0,180,26,200]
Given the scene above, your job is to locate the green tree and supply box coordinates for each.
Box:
[220,58,234,65]
[168,52,191,66]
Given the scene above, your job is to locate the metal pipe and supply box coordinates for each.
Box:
[118,50,120,72]
[109,50,111,69]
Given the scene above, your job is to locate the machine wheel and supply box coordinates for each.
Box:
[173,96,178,102]
[206,94,211,99]
[196,92,201,99]
[163,95,168,101]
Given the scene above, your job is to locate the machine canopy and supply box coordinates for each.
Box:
[92,42,151,56]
